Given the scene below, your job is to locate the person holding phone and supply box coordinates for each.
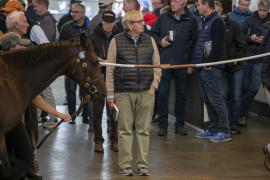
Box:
[151,0,198,137]
[240,0,270,126]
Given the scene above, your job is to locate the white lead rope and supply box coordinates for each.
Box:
[99,52,270,69]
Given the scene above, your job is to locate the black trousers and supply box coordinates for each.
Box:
[6,121,34,179]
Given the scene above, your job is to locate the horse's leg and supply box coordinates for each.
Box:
[0,136,11,179]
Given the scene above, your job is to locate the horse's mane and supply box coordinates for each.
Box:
[0,40,80,66]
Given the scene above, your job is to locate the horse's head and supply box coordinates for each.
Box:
[68,33,106,101]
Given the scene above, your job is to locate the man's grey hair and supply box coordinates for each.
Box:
[6,11,24,31]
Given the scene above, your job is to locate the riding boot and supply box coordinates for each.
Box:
[111,141,118,152]
[93,100,105,152]
[94,143,104,153]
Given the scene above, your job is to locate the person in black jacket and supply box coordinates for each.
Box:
[88,10,118,153]
[152,0,198,136]
[240,0,270,126]
[262,29,270,171]
[215,1,246,134]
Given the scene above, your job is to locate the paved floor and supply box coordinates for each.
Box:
[36,77,270,180]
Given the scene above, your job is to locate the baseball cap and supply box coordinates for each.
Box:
[0,32,31,50]
[98,0,113,7]
[0,1,24,13]
[102,10,116,22]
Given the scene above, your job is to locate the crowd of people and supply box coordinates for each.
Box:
[1,0,270,178]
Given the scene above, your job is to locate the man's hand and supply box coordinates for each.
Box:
[149,86,156,94]
[250,34,263,44]
[187,67,194,74]
[56,112,72,121]
[161,36,171,48]
[98,57,106,62]
[107,97,115,109]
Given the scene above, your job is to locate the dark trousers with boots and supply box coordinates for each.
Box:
[93,98,118,151]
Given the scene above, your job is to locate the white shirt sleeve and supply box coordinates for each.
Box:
[30,25,49,45]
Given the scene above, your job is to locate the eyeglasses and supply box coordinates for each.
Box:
[130,20,145,25]
[71,11,84,14]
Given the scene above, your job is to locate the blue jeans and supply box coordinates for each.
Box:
[65,76,77,115]
[158,69,187,129]
[226,70,243,128]
[87,101,93,127]
[199,68,229,133]
[241,62,262,118]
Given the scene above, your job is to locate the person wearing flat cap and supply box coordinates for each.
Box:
[88,10,118,153]
[88,0,114,33]
[0,0,25,34]
[0,32,31,51]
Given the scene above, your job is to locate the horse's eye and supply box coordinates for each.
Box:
[91,59,99,65]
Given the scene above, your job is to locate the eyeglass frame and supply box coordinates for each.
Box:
[129,19,145,25]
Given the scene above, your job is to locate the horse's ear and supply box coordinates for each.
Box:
[80,32,93,51]
[80,33,88,48]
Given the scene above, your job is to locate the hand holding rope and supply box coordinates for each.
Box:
[36,95,90,149]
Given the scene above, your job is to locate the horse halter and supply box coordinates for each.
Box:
[73,51,99,100]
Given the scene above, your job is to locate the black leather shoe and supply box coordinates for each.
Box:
[69,120,76,125]
[175,126,179,134]
[158,128,167,136]
[175,126,188,135]
[179,127,188,136]
[230,127,241,134]
[25,172,43,180]
[239,117,247,126]
[82,117,89,124]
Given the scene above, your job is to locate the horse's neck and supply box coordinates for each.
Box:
[18,44,79,101]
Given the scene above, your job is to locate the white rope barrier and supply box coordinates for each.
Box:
[100,62,136,68]
[99,52,270,69]
[195,52,270,67]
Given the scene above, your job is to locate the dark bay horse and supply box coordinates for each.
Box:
[0,34,106,176]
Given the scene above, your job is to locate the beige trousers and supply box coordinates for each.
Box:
[116,90,155,169]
